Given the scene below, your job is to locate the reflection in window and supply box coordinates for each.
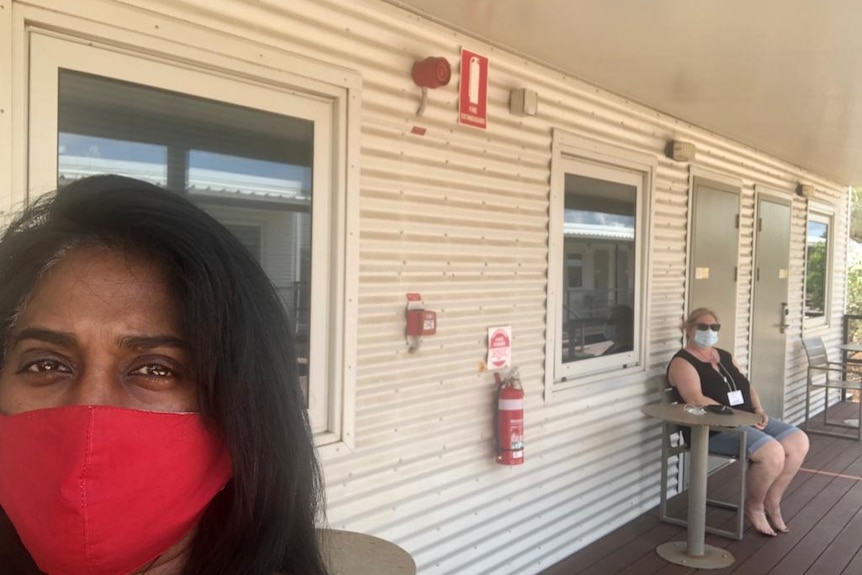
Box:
[566,253,584,288]
[223,223,264,263]
[562,174,636,363]
[805,218,830,319]
[187,150,311,201]
[56,70,315,404]
[58,134,167,186]
[187,150,313,350]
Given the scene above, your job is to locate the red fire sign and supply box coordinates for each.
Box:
[459,49,489,129]
[487,326,512,369]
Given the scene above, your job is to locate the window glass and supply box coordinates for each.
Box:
[57,70,314,404]
[566,253,583,288]
[187,150,313,370]
[562,173,636,363]
[222,223,263,263]
[805,217,830,319]
[59,134,167,187]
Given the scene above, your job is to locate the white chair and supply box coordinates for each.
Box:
[801,337,862,441]
[658,382,748,540]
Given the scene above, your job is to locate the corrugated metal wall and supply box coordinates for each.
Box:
[2,0,851,573]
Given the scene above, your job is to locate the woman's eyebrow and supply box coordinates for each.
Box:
[118,335,188,351]
[9,327,77,348]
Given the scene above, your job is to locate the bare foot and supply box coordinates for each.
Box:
[765,505,789,533]
[746,507,777,537]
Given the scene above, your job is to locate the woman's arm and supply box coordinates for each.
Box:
[747,384,769,429]
[667,357,721,405]
[731,356,769,428]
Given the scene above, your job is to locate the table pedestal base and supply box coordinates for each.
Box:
[656,541,734,569]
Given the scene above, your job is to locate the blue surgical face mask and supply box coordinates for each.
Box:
[603,324,617,341]
[693,328,719,348]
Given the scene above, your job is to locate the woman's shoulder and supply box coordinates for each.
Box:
[667,350,699,380]
[715,348,734,361]
[669,348,687,360]
[669,348,697,365]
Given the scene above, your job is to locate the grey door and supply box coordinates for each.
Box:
[689,178,740,353]
[749,196,791,418]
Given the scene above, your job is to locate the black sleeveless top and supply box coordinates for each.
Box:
[667,348,755,443]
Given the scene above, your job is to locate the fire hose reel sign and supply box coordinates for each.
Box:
[487,326,512,369]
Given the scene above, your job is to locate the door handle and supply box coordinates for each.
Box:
[779,302,790,333]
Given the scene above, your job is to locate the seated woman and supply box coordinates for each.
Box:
[667,307,809,537]
[0,175,328,574]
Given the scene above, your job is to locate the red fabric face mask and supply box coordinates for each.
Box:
[0,406,233,575]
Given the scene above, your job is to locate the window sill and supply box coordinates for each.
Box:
[803,321,831,336]
[546,362,646,402]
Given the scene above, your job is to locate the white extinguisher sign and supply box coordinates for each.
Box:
[468,56,480,105]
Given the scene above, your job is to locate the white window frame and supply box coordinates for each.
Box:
[804,203,835,331]
[15,11,360,449]
[0,3,11,220]
[545,130,655,397]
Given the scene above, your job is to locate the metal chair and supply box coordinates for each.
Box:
[658,382,748,540]
[801,337,862,440]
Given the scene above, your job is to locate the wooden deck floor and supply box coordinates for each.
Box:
[540,401,862,575]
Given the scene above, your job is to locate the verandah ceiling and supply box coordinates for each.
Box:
[391,0,862,186]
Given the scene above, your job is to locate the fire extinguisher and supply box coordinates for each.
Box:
[495,369,524,465]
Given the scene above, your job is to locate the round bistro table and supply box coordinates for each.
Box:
[642,403,760,569]
[317,529,416,575]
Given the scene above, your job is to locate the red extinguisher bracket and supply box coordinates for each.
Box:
[494,368,524,466]
[405,293,436,353]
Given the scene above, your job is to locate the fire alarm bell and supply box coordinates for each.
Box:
[412,57,451,89]
[412,56,452,117]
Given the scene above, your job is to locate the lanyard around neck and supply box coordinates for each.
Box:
[716,361,738,392]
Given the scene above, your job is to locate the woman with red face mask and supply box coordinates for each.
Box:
[667,307,809,538]
[0,175,328,575]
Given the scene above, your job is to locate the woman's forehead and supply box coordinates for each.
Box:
[14,246,180,337]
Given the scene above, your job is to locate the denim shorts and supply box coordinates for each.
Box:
[708,418,802,458]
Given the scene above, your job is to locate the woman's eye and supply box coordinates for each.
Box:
[24,359,70,374]
[131,364,175,378]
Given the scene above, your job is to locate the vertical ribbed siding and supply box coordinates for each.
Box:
[3,1,852,573]
[649,158,690,365]
[737,183,756,365]
[786,195,816,421]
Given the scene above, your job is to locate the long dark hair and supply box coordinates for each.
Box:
[0,175,327,575]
